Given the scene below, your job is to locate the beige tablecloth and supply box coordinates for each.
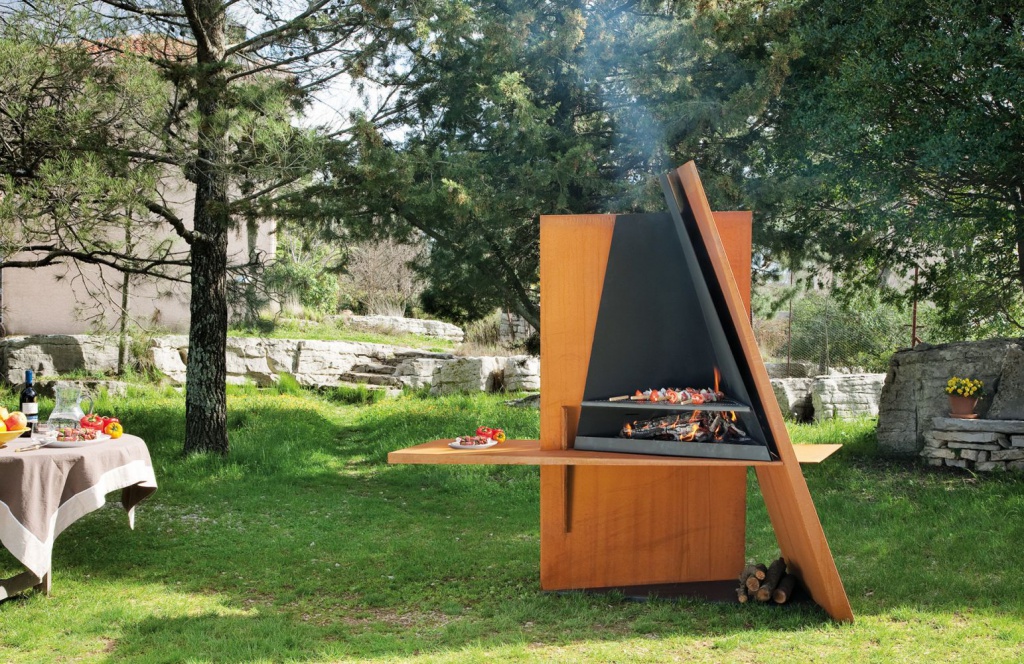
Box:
[0,434,157,579]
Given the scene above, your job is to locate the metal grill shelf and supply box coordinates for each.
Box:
[574,435,773,462]
[580,398,751,413]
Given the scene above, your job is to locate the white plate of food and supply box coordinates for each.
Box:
[47,432,112,447]
[449,437,498,450]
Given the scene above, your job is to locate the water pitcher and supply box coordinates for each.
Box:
[48,384,94,432]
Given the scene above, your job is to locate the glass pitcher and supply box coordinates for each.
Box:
[48,384,94,433]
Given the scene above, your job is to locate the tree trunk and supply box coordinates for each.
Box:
[184,0,230,455]
[117,219,133,375]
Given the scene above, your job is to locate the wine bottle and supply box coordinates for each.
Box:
[20,369,38,437]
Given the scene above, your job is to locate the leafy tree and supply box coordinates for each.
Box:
[265,229,343,315]
[750,0,1024,335]
[0,0,393,453]
[311,0,789,329]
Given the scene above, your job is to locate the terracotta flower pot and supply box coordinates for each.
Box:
[948,394,979,419]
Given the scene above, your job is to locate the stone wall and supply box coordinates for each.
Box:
[498,312,536,345]
[1,335,121,384]
[0,335,539,395]
[877,338,1024,456]
[332,315,464,342]
[811,374,886,421]
[770,374,885,422]
[921,418,1024,472]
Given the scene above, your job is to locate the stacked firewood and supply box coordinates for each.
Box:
[736,557,800,605]
[620,412,748,442]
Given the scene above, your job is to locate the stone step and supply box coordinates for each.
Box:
[932,418,1024,435]
[351,363,396,375]
[339,372,405,388]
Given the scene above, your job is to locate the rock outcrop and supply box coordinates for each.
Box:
[877,338,1024,456]
[811,374,886,422]
[335,315,465,342]
[1,335,120,384]
[1,334,540,396]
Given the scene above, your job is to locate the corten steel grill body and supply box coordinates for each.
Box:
[387,162,854,623]
[574,178,777,462]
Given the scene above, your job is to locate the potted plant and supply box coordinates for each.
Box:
[945,376,983,419]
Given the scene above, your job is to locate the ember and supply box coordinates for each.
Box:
[619,411,748,443]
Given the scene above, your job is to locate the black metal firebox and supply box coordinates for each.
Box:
[573,173,779,462]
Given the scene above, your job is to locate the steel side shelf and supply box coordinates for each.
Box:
[388,439,842,467]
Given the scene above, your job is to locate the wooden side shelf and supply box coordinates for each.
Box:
[389,439,842,467]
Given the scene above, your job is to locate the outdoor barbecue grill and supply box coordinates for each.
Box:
[572,173,779,462]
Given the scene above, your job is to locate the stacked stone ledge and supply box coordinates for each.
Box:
[1,334,539,396]
[921,418,1024,472]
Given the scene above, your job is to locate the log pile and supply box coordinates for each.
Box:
[620,412,749,443]
[736,557,800,605]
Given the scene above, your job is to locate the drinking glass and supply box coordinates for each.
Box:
[33,422,54,442]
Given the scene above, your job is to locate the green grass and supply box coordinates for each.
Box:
[3,392,1024,662]
[228,318,456,353]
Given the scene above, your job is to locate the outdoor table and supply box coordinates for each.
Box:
[0,433,157,599]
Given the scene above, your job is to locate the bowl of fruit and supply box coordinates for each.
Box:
[0,408,31,444]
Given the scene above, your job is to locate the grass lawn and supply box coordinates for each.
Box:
[3,387,1024,662]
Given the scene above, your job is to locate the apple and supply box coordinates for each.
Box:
[0,420,6,433]
[4,411,28,431]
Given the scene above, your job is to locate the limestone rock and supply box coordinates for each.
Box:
[990,448,1024,462]
[148,336,189,384]
[811,374,886,422]
[393,358,449,390]
[946,442,1001,451]
[877,338,1024,456]
[957,449,986,462]
[225,337,275,387]
[976,461,1007,472]
[930,431,1001,443]
[771,378,814,420]
[499,313,536,345]
[430,357,504,395]
[338,315,465,342]
[920,447,956,460]
[504,355,540,392]
[989,346,1024,420]
[932,417,1024,435]
[1,334,120,384]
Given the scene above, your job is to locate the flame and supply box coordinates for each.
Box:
[713,367,721,394]
[729,411,737,422]
[623,423,632,437]
[688,410,701,423]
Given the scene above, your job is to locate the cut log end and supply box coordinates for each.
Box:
[736,587,748,603]
[756,557,787,601]
[773,574,797,604]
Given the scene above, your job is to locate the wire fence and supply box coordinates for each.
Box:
[752,286,915,376]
